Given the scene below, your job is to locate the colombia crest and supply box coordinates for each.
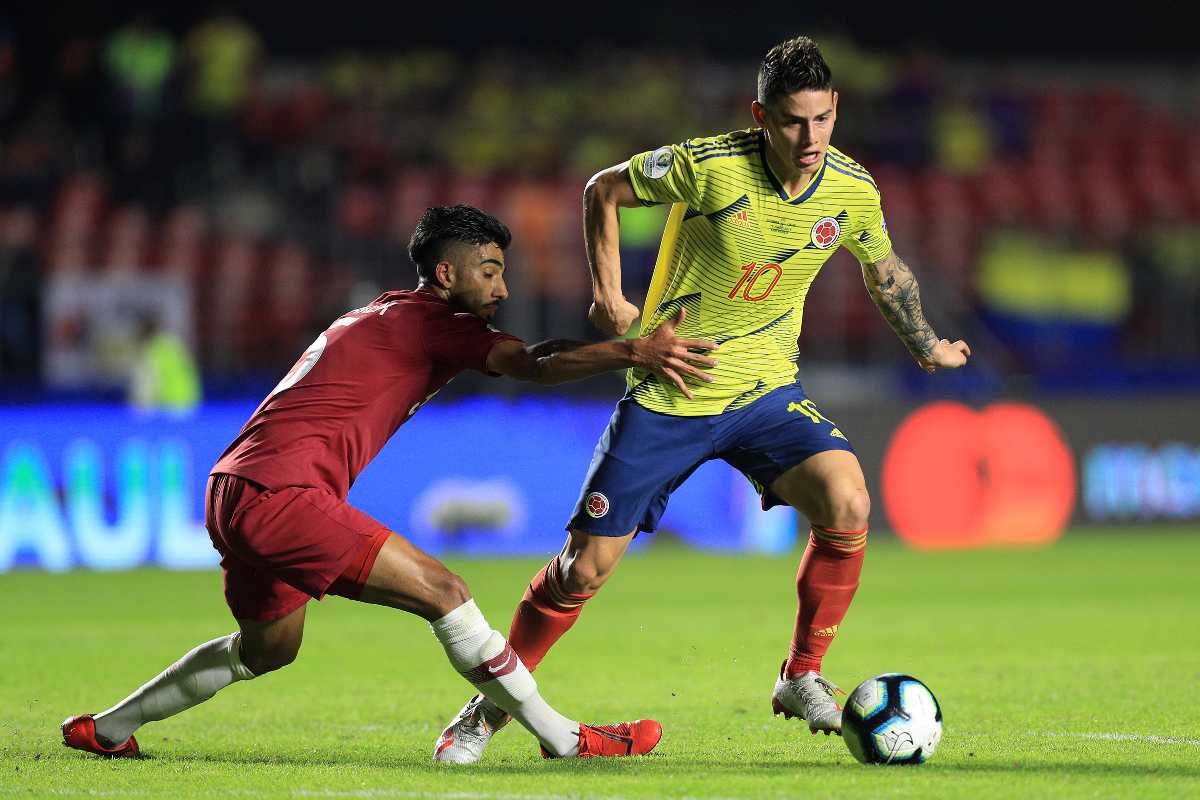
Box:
[585,491,610,519]
[810,217,841,250]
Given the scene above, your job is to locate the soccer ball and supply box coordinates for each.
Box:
[841,673,943,765]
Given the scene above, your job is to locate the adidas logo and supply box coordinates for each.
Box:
[813,625,839,637]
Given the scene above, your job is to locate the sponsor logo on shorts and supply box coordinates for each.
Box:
[810,216,841,249]
[643,146,674,179]
[585,491,610,519]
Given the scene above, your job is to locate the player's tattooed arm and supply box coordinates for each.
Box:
[862,250,971,373]
[862,251,939,359]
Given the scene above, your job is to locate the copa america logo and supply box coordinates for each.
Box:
[643,146,674,179]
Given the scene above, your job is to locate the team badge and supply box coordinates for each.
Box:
[810,217,841,249]
[585,491,610,519]
[643,146,674,179]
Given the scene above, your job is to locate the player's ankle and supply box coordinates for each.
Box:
[96,732,124,749]
[541,736,580,758]
[784,656,821,678]
[480,697,510,729]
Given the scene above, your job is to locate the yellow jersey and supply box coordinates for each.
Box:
[625,128,893,415]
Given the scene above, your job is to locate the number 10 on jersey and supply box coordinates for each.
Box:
[729,262,783,302]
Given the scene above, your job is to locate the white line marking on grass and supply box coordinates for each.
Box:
[293,792,612,800]
[295,793,552,799]
[24,793,152,798]
[291,792,749,800]
[18,786,751,800]
[1038,732,1200,747]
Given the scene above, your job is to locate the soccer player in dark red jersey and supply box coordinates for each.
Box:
[62,205,717,762]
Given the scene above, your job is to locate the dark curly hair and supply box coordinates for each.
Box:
[408,204,512,281]
[757,36,833,106]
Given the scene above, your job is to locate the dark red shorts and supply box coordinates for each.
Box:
[204,473,393,622]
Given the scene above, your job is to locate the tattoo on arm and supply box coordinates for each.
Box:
[862,253,939,360]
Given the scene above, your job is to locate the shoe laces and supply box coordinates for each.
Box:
[459,697,492,737]
[578,723,635,757]
[799,673,844,710]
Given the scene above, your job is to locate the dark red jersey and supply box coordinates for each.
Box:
[211,288,519,498]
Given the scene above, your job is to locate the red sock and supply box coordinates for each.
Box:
[784,525,867,678]
[506,555,592,672]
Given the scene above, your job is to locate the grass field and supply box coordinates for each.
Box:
[3,529,1199,799]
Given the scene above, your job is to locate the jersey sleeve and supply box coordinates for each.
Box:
[626,143,706,209]
[424,312,521,375]
[842,189,894,265]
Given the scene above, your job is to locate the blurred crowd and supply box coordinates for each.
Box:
[1,13,1199,396]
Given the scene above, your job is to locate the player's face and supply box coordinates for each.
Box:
[444,242,509,320]
[754,89,838,178]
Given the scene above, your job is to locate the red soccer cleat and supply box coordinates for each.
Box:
[541,719,663,759]
[61,715,140,758]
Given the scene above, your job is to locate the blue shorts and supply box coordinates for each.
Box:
[567,383,855,536]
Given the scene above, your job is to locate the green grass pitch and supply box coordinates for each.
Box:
[3,529,1198,799]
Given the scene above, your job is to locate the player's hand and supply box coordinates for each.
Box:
[918,339,971,374]
[589,294,641,337]
[631,307,719,400]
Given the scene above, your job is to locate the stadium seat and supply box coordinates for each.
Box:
[159,206,210,280]
[266,241,313,360]
[100,205,151,272]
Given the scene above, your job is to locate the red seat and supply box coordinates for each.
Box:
[100,206,151,272]
[159,206,210,280]
[266,241,313,360]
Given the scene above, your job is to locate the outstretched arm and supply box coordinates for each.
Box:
[861,249,971,373]
[584,163,644,336]
[487,308,718,398]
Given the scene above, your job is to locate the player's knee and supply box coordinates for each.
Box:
[558,529,628,595]
[827,485,871,532]
[398,564,473,621]
[241,640,301,675]
[429,570,472,616]
[560,557,612,595]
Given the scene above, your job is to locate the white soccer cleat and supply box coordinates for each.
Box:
[771,667,844,735]
[432,694,511,764]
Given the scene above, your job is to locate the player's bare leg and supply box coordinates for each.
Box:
[63,607,299,757]
[436,529,636,763]
[768,449,871,735]
[359,534,658,761]
[510,528,635,667]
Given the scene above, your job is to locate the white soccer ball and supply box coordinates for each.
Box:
[841,673,943,765]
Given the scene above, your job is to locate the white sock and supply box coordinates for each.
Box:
[93,632,257,745]
[431,599,579,757]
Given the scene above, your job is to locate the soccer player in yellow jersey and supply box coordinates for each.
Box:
[434,35,970,761]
